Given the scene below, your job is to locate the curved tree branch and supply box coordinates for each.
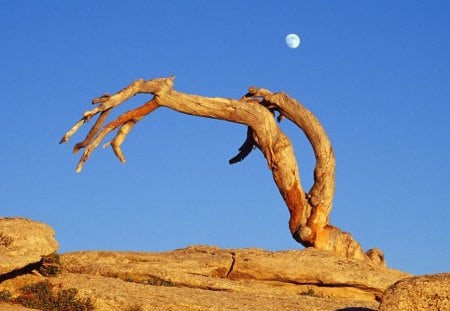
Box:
[228,127,256,164]
[60,76,384,265]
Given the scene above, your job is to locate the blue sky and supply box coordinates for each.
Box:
[1,1,449,275]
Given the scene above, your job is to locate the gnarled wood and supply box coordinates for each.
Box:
[60,76,382,264]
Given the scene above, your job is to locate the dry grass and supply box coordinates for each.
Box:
[15,281,94,311]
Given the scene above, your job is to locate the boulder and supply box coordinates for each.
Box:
[0,218,58,275]
[61,245,409,303]
[0,218,415,311]
[1,272,380,311]
[379,272,450,310]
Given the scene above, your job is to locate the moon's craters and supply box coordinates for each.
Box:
[286,34,300,49]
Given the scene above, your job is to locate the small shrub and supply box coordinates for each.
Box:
[15,281,94,311]
[300,288,318,297]
[38,253,62,277]
[143,277,174,287]
[0,289,12,302]
[0,233,13,247]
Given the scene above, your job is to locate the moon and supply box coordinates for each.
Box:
[286,34,300,49]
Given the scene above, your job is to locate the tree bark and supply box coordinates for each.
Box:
[60,76,383,264]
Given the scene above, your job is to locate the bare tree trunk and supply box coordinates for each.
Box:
[60,76,384,265]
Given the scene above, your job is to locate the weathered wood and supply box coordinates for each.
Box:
[60,76,382,264]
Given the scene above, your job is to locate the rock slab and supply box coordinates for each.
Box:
[60,245,410,309]
[379,272,450,311]
[0,218,58,275]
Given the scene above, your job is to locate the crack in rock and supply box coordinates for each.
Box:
[226,252,236,278]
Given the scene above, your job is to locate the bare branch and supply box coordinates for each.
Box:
[73,109,112,154]
[74,98,159,172]
[229,127,256,164]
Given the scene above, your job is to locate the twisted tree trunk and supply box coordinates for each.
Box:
[60,76,384,265]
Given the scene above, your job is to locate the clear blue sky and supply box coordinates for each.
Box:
[1,1,449,275]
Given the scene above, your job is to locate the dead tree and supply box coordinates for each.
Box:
[60,76,384,265]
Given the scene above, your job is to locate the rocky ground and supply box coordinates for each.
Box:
[0,218,448,310]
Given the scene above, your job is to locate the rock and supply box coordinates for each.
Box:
[226,247,405,300]
[61,245,409,306]
[0,218,413,311]
[379,272,450,310]
[366,248,386,267]
[0,303,39,311]
[0,218,58,275]
[1,273,380,311]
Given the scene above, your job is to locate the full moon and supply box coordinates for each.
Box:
[285,33,300,49]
